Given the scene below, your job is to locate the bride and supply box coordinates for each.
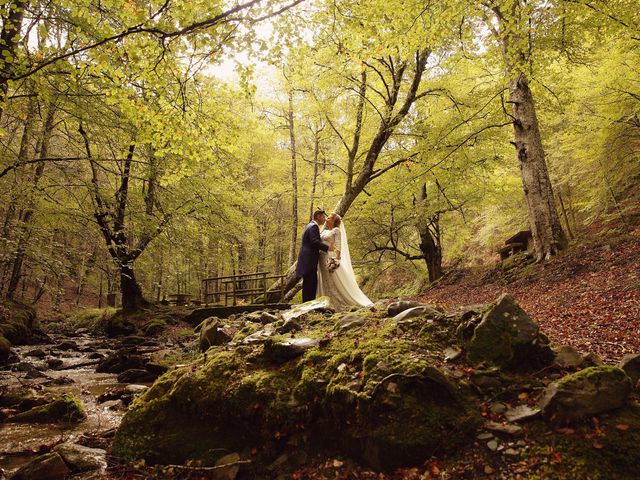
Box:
[317,213,373,310]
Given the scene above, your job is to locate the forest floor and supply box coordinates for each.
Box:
[415,218,640,363]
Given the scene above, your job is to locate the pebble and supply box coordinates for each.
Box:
[487,440,499,451]
[477,433,494,440]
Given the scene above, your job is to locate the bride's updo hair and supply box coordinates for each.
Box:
[331,213,342,227]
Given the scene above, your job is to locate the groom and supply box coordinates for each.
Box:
[296,209,331,302]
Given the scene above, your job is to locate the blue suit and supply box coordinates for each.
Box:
[296,222,329,302]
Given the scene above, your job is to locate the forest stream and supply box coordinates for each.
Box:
[0,331,177,477]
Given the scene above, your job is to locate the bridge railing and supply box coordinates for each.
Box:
[201,272,286,306]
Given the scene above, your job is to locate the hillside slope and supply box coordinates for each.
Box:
[417,223,640,362]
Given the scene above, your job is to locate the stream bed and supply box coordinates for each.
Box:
[0,332,169,477]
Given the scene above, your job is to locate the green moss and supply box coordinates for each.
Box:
[113,307,482,469]
[142,319,167,335]
[70,308,117,331]
[0,335,10,362]
[232,322,261,342]
[0,300,39,344]
[557,366,628,386]
[10,394,86,424]
[0,388,51,410]
[173,327,195,337]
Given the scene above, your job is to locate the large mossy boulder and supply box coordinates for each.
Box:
[462,294,552,369]
[103,314,137,337]
[0,300,42,345]
[539,366,632,422]
[113,305,482,470]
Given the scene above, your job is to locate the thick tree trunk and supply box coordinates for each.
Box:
[265,262,300,303]
[488,1,567,261]
[120,261,148,312]
[509,75,567,260]
[416,184,443,283]
[418,226,442,283]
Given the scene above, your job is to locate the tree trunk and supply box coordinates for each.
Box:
[120,260,148,312]
[489,1,568,261]
[509,74,567,260]
[6,102,56,298]
[287,90,298,265]
[557,189,574,240]
[309,133,320,219]
[1,94,36,292]
[416,184,443,283]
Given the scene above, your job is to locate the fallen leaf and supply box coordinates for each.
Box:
[615,424,630,431]
[555,427,575,435]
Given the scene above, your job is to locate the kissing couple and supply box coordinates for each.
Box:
[296,210,373,311]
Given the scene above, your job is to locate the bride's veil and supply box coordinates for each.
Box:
[337,221,373,306]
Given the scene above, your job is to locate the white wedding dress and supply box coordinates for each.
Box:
[317,222,373,310]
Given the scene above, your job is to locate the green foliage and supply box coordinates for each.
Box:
[0,0,638,308]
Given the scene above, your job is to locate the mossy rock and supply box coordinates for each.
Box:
[141,319,166,336]
[0,300,41,344]
[103,315,137,337]
[0,334,10,363]
[0,387,52,411]
[466,294,552,369]
[539,366,632,422]
[9,451,71,480]
[9,394,87,424]
[113,307,482,470]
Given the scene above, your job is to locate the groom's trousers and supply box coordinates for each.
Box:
[301,272,318,302]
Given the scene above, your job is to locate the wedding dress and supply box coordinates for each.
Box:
[317,222,373,310]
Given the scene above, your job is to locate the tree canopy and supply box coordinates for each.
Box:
[0,0,638,309]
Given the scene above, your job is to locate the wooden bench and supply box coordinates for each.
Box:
[168,293,192,306]
[499,230,533,260]
[201,272,286,306]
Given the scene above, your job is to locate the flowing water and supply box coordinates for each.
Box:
[0,334,133,476]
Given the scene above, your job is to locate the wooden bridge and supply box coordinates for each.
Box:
[201,271,286,306]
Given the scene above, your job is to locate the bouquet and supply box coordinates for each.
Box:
[328,257,341,272]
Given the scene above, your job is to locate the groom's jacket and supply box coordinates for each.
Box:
[296,222,329,278]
